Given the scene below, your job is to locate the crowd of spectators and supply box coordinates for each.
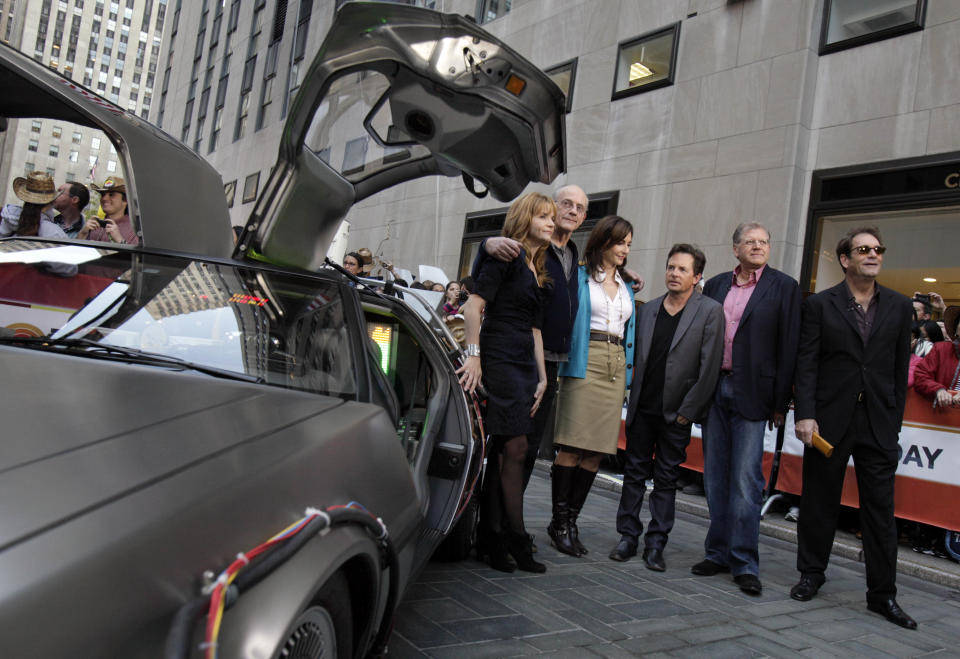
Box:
[1,171,138,245]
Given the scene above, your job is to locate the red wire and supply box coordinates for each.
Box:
[455,394,487,517]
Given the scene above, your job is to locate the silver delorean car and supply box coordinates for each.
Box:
[0,3,564,657]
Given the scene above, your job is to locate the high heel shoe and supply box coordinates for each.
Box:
[506,531,546,573]
[481,532,516,573]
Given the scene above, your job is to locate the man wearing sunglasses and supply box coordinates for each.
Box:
[791,227,915,630]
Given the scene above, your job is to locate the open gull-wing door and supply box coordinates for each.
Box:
[238,2,566,271]
[0,43,233,257]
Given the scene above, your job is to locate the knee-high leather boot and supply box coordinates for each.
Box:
[547,464,579,556]
[567,467,598,556]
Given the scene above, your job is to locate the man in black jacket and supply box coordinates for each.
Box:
[693,223,800,595]
[791,227,916,630]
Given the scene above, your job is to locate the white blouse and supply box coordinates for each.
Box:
[588,268,633,337]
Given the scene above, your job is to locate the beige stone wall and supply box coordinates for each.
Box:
[339,0,960,298]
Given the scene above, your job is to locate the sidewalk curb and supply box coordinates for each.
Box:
[534,459,960,590]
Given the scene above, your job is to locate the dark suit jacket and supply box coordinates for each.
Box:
[794,281,912,449]
[703,266,801,420]
[627,290,724,426]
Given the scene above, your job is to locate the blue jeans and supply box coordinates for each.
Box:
[702,374,767,576]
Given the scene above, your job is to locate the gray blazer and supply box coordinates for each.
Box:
[626,290,724,426]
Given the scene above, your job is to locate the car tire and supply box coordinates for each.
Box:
[432,494,478,562]
[279,572,353,659]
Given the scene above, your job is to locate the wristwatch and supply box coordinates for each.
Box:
[465,343,480,358]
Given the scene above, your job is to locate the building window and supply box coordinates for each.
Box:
[69,150,79,162]
[210,72,228,152]
[255,76,272,131]
[28,139,39,152]
[24,162,36,176]
[242,171,259,203]
[224,179,236,208]
[544,58,577,114]
[31,120,42,133]
[91,136,101,150]
[612,23,680,100]
[194,116,204,151]
[107,159,117,172]
[52,125,62,138]
[49,144,59,157]
[475,0,510,24]
[235,93,250,140]
[342,136,368,176]
[820,0,926,55]
[72,130,83,144]
[227,0,240,33]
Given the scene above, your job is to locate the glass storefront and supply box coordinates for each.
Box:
[809,206,960,307]
[804,153,960,309]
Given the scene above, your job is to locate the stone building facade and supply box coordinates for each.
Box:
[160,0,960,301]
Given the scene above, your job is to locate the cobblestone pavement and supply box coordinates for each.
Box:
[390,473,960,658]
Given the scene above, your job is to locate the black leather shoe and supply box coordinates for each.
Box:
[608,539,637,562]
[691,559,730,576]
[642,547,666,572]
[867,598,917,630]
[734,573,763,595]
[789,575,822,601]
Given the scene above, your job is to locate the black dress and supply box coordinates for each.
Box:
[472,251,548,436]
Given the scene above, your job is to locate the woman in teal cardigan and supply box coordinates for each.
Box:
[550,216,637,557]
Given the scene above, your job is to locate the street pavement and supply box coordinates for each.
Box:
[390,471,960,658]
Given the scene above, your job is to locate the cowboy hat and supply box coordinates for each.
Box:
[92,176,127,195]
[12,171,58,204]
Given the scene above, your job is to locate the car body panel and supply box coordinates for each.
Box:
[0,43,234,258]
[0,244,463,657]
[0,346,422,656]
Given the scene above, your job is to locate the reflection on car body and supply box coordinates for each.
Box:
[0,3,565,657]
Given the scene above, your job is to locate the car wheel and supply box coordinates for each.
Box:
[432,494,478,562]
[279,572,353,659]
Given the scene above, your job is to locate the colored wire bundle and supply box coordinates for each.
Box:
[165,503,389,659]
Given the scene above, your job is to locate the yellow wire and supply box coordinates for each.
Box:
[207,571,241,659]
[207,514,316,658]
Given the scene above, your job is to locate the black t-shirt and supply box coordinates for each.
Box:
[637,302,683,415]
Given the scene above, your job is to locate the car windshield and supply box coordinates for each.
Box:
[0,240,357,398]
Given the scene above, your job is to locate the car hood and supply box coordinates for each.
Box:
[0,347,344,551]
[238,2,566,270]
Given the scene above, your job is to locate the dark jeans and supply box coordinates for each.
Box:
[796,402,899,601]
[702,374,767,576]
[615,411,692,550]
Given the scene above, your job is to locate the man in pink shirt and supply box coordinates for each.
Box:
[692,223,800,595]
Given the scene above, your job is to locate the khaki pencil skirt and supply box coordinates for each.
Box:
[553,340,627,455]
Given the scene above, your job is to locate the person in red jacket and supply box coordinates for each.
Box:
[913,306,960,409]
